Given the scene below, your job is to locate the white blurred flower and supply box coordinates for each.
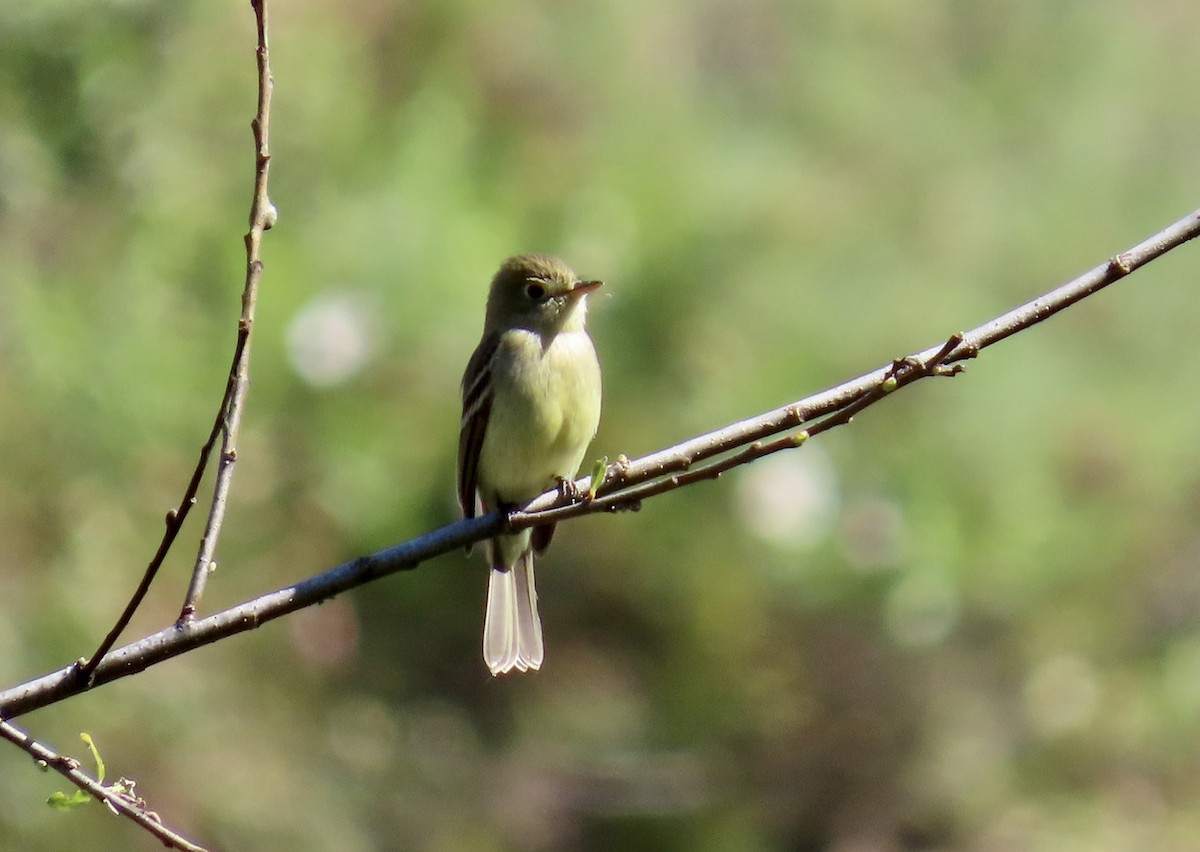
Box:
[735,446,839,551]
[286,290,379,387]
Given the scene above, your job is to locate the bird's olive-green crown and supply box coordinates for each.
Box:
[484,254,601,335]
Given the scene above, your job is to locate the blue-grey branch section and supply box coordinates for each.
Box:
[0,513,503,718]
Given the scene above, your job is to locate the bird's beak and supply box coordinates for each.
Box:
[567,279,603,299]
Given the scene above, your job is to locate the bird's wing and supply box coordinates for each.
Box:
[458,332,500,518]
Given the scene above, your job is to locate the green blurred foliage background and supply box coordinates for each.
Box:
[1,0,1199,849]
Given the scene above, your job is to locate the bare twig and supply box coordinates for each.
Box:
[179,0,276,624]
[519,209,1200,527]
[79,337,246,678]
[2,206,1195,718]
[80,0,275,676]
[0,719,210,852]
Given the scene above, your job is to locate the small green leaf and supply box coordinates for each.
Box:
[588,455,609,499]
[48,790,92,811]
[47,733,107,812]
[79,732,105,783]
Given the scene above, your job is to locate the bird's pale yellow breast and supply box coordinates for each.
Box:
[477,327,601,505]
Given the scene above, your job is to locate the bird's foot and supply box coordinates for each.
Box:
[555,476,583,502]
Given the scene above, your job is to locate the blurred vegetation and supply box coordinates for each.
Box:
[1,0,1199,849]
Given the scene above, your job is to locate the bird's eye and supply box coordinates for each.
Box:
[525,281,548,301]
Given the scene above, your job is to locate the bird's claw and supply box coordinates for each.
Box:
[555,476,583,502]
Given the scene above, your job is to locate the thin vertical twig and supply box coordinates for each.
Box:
[80,0,277,671]
[79,338,245,676]
[179,0,275,623]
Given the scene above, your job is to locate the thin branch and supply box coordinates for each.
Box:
[0,511,497,717]
[0,719,209,852]
[79,0,276,674]
[178,0,276,624]
[2,207,1196,718]
[519,208,1200,527]
[79,337,246,677]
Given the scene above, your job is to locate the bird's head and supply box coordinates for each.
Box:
[485,254,602,336]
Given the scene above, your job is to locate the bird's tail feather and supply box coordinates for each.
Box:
[483,548,544,675]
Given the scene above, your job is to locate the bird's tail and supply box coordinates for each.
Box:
[483,546,544,675]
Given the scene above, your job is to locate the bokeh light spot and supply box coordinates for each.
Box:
[1024,652,1100,736]
[735,446,839,551]
[286,290,379,387]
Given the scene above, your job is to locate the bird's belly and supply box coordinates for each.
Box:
[478,331,601,505]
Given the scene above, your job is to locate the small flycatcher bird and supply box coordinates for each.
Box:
[458,254,603,675]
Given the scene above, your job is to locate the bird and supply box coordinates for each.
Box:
[458,254,603,675]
